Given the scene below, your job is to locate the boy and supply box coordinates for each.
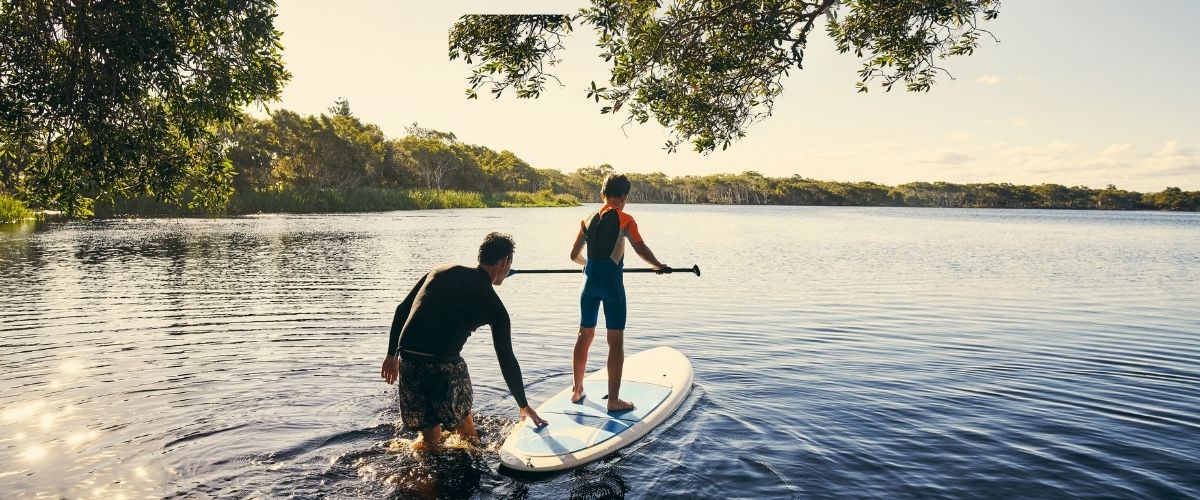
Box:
[568,174,668,411]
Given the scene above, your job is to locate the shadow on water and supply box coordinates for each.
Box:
[310,414,517,499]
[497,461,630,499]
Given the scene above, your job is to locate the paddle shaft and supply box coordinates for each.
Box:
[509,264,701,276]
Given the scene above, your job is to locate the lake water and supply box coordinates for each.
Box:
[2,205,1198,499]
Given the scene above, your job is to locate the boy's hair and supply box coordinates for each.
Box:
[601,173,631,198]
[478,232,516,265]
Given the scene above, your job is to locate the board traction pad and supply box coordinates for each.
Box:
[511,379,671,456]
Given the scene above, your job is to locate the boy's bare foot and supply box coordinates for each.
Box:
[606,398,635,412]
[571,389,586,404]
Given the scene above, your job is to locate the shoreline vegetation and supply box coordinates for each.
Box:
[3,102,1198,220]
[87,188,580,218]
[10,179,1199,221]
[0,195,36,223]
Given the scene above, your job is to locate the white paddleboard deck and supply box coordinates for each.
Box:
[499,346,693,472]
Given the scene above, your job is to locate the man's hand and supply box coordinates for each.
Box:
[381,356,399,384]
[654,264,671,275]
[520,406,549,428]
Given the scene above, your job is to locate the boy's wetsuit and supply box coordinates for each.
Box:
[580,203,643,330]
[387,264,528,409]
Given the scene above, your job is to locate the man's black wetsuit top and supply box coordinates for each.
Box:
[387,264,528,408]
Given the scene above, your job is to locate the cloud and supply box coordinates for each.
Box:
[975,75,1039,85]
[918,150,974,164]
[1139,140,1200,177]
[945,130,973,141]
[867,141,905,150]
[803,139,1199,192]
[1155,139,1195,157]
[987,140,1200,190]
[1010,117,1029,127]
[976,74,1002,85]
[1100,144,1131,156]
[1004,140,1081,159]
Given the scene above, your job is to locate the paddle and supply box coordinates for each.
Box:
[508,264,701,277]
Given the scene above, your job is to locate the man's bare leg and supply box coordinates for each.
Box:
[452,413,479,445]
[571,327,595,403]
[606,328,634,412]
[414,424,442,451]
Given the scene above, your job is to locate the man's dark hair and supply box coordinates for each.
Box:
[601,173,631,197]
[478,232,515,265]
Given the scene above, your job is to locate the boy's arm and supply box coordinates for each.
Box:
[570,225,587,265]
[626,218,666,269]
[631,240,667,270]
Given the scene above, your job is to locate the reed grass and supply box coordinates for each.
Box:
[0,195,36,223]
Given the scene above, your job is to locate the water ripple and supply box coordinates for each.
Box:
[2,207,1198,498]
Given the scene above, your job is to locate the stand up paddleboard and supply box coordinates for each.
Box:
[499,346,693,472]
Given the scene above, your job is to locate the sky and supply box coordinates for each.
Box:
[257,0,1200,191]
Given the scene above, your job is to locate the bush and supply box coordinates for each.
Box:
[0,195,36,223]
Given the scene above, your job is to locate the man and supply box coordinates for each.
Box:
[568,174,668,412]
[381,232,547,449]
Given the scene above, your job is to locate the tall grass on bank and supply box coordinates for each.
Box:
[486,191,582,207]
[92,188,580,217]
[230,187,487,213]
[0,195,36,223]
[232,187,579,212]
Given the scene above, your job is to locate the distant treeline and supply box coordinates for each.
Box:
[206,100,1197,213]
[52,100,1195,216]
[602,172,1200,211]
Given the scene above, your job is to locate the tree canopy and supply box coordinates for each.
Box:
[450,1,1001,154]
[0,0,289,216]
[222,102,555,198]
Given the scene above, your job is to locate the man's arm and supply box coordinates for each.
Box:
[487,299,529,408]
[386,274,426,356]
[487,296,549,427]
[570,225,586,265]
[381,274,426,385]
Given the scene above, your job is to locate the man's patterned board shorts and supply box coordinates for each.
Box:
[397,355,473,430]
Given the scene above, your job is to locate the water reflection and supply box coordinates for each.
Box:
[1,381,159,497]
[3,400,46,421]
[23,444,48,461]
[65,429,100,447]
